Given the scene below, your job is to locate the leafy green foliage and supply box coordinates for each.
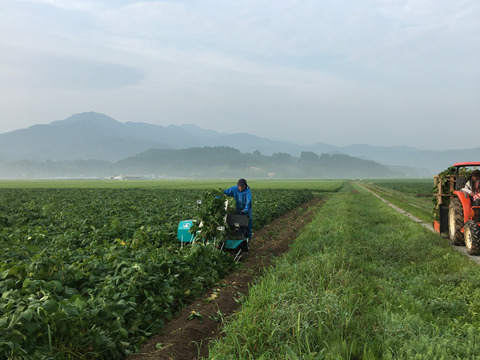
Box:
[432,166,475,220]
[189,189,228,242]
[0,187,313,359]
[432,166,456,220]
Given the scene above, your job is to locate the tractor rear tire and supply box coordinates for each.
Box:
[448,198,464,246]
[464,221,480,255]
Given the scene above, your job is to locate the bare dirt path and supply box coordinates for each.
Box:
[359,184,480,265]
[127,196,324,360]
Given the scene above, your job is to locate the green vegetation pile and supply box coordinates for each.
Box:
[208,183,480,359]
[432,167,474,221]
[188,189,230,243]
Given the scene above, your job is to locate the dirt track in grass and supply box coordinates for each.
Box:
[359,184,480,265]
[127,197,324,360]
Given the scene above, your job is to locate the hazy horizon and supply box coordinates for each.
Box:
[1,111,479,152]
[1,1,479,150]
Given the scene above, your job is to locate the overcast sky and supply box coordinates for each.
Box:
[1,0,479,149]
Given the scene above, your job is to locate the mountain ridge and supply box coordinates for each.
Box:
[0,112,478,176]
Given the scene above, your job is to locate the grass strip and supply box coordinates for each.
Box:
[360,182,433,224]
[207,183,480,359]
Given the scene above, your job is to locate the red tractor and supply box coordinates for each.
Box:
[434,162,480,255]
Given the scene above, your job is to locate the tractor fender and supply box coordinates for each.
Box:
[453,190,473,223]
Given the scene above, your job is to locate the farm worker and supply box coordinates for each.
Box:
[461,170,480,221]
[461,170,480,203]
[223,178,253,239]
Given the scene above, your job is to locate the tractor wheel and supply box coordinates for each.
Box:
[464,221,480,255]
[448,197,464,246]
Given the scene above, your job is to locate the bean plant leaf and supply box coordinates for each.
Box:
[190,189,228,242]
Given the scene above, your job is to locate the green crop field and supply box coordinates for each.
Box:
[4,178,479,359]
[0,180,330,359]
[0,179,344,191]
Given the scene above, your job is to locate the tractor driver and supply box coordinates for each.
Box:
[461,170,480,221]
[223,178,253,240]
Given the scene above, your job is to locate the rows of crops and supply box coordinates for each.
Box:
[366,179,433,196]
[0,187,313,359]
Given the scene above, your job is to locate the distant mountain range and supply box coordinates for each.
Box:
[0,112,478,178]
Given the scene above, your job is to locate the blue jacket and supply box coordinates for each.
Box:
[224,186,252,214]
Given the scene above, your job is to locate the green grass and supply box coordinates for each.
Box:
[207,183,480,359]
[0,179,343,191]
[360,179,434,223]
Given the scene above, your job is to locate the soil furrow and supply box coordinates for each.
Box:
[127,197,324,360]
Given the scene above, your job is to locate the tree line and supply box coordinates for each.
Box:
[0,146,404,179]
